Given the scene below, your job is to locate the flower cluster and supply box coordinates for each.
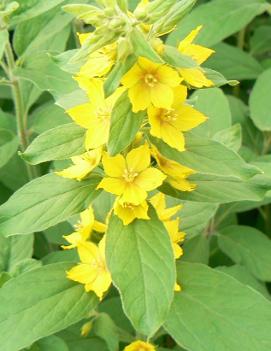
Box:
[56,0,214,348]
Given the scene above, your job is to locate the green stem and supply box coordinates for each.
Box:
[4,40,37,180]
[233,27,246,97]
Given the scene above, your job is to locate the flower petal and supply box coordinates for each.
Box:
[150,83,174,109]
[85,118,110,149]
[174,105,207,131]
[160,124,186,151]
[67,103,96,129]
[121,183,147,205]
[98,177,126,195]
[67,263,97,284]
[148,106,162,138]
[77,241,100,264]
[121,62,143,88]
[128,82,151,112]
[156,65,181,87]
[126,144,150,173]
[102,152,126,177]
[135,167,166,191]
[179,68,213,88]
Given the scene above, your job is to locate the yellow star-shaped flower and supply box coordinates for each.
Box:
[55,148,102,181]
[62,205,106,249]
[122,56,181,112]
[67,78,124,149]
[98,144,166,205]
[114,197,150,225]
[67,237,111,299]
[178,26,215,88]
[152,146,196,192]
[148,85,207,151]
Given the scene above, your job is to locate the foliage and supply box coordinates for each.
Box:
[0,0,271,350]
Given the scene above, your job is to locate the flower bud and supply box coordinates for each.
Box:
[153,0,197,34]
[81,321,93,337]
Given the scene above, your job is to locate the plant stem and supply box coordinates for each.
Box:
[4,40,37,180]
[233,27,246,97]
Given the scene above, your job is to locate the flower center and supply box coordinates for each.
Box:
[161,109,178,122]
[144,73,158,87]
[97,107,110,121]
[122,169,138,183]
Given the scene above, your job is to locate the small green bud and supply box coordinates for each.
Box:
[117,36,133,60]
[134,0,176,24]
[153,0,197,34]
[62,4,104,25]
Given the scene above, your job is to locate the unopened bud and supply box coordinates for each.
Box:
[154,0,196,34]
[81,321,92,337]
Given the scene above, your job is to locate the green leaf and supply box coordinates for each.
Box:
[0,263,98,351]
[218,225,271,281]
[22,123,85,164]
[161,174,270,203]
[151,135,260,180]
[0,235,33,272]
[227,95,263,153]
[99,297,134,334]
[167,198,218,238]
[106,208,176,337]
[104,55,136,98]
[0,129,19,169]
[0,173,101,236]
[108,91,145,155]
[206,42,263,80]
[162,45,197,68]
[249,68,271,131]
[13,7,72,58]
[167,0,271,47]
[203,67,239,87]
[192,87,231,137]
[250,25,271,55]
[182,235,209,264]
[0,154,29,191]
[165,262,271,351]
[29,101,71,134]
[129,28,163,63]
[92,313,119,351]
[14,53,78,99]
[0,31,8,62]
[10,0,66,25]
[213,124,242,152]
[216,265,270,299]
[32,336,69,351]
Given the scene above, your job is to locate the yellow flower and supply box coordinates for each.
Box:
[148,85,207,151]
[63,206,106,249]
[98,144,166,205]
[152,146,196,192]
[55,148,102,181]
[150,192,182,221]
[178,26,214,65]
[67,237,111,299]
[67,78,124,149]
[77,33,115,78]
[178,26,214,88]
[150,192,185,258]
[121,56,181,112]
[114,197,150,225]
[164,218,185,259]
[124,340,156,351]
